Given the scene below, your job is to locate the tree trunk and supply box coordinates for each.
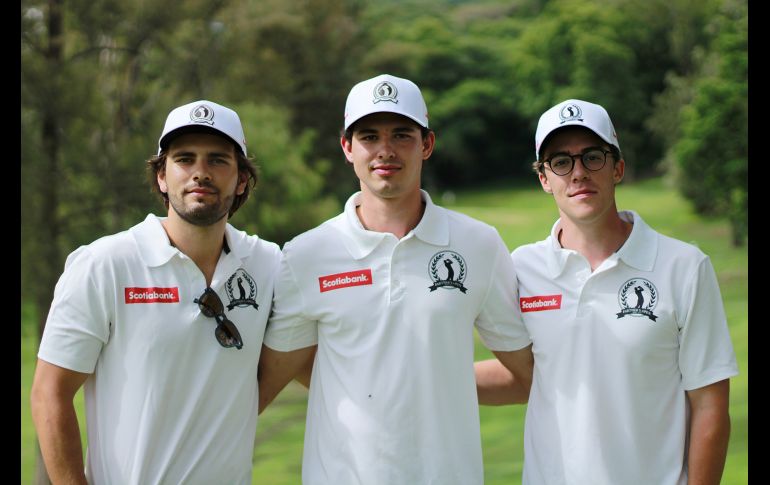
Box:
[34,0,63,482]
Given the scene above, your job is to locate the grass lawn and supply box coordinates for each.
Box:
[21,178,747,484]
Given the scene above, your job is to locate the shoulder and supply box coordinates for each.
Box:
[655,231,709,262]
[227,224,281,259]
[511,237,550,262]
[440,206,501,241]
[282,214,343,254]
[67,226,138,268]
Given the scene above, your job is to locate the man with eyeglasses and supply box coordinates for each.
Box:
[256,74,534,484]
[30,100,281,484]
[475,99,738,484]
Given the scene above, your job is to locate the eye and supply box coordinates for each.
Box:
[584,151,603,162]
[550,156,570,169]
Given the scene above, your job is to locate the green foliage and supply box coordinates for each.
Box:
[229,103,340,246]
[673,0,747,246]
[504,0,659,178]
[213,0,368,200]
[21,0,341,319]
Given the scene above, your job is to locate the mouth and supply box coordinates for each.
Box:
[187,187,218,196]
[371,163,402,176]
[569,188,596,198]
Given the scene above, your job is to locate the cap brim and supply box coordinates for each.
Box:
[159,125,243,154]
[538,123,617,158]
[345,110,428,131]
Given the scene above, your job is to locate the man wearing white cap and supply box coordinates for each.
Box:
[475,99,738,484]
[31,100,281,484]
[258,74,534,484]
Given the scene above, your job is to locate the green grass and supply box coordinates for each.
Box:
[21,178,748,484]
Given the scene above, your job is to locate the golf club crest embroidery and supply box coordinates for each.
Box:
[189,103,215,125]
[616,277,658,321]
[559,103,583,124]
[428,251,468,293]
[373,81,398,104]
[225,269,258,311]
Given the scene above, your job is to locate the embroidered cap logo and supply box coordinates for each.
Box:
[189,104,215,125]
[373,81,398,104]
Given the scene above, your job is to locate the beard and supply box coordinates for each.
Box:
[167,189,236,227]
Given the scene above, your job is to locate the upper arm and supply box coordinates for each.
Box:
[258,344,317,413]
[686,378,730,415]
[492,344,534,393]
[31,359,90,404]
[678,257,738,390]
[264,251,319,351]
[39,248,112,374]
[475,233,530,350]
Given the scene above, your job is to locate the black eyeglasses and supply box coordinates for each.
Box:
[194,287,243,350]
[544,148,613,176]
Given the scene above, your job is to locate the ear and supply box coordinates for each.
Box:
[422,131,436,160]
[613,158,625,184]
[157,168,168,194]
[340,135,355,163]
[538,170,553,194]
[235,170,248,196]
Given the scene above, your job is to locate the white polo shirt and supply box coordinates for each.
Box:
[264,190,530,485]
[38,214,281,485]
[512,210,738,485]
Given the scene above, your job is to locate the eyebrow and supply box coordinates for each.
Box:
[168,150,235,159]
[546,145,607,156]
[356,126,419,136]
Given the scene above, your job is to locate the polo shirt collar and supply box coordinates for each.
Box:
[131,214,177,267]
[413,190,449,246]
[131,213,254,268]
[544,210,657,277]
[615,210,657,272]
[335,189,449,260]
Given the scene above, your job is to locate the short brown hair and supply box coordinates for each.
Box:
[342,122,432,143]
[533,140,622,174]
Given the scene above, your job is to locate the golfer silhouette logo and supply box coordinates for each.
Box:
[559,103,584,124]
[617,278,659,321]
[373,81,398,104]
[225,269,259,311]
[428,251,468,293]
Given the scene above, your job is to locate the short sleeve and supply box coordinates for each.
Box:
[678,256,739,390]
[475,233,532,351]
[263,244,319,351]
[38,247,112,374]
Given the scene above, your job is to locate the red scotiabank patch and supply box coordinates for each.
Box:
[520,294,562,312]
[319,269,373,293]
[125,287,180,304]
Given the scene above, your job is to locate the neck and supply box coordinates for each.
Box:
[557,210,632,271]
[161,211,228,285]
[356,189,425,239]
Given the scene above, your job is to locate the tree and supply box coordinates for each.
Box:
[674,0,747,246]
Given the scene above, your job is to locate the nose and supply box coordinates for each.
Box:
[376,139,396,160]
[571,156,590,181]
[191,157,212,181]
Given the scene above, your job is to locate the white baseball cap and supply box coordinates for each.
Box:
[535,99,620,159]
[343,74,429,130]
[158,100,247,156]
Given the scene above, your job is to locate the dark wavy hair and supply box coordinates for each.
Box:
[146,144,258,218]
